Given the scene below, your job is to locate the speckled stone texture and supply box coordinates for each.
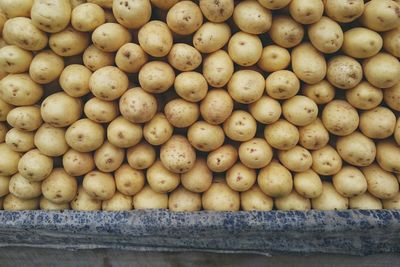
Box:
[0,210,399,255]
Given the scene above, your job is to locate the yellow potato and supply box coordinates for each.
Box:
[346,82,383,110]
[311,145,342,176]
[238,138,273,169]
[202,178,240,211]
[327,55,363,90]
[92,23,131,52]
[18,149,53,182]
[65,119,105,152]
[143,113,173,146]
[311,182,349,211]
[150,0,179,10]
[147,160,180,193]
[138,20,173,57]
[322,100,359,136]
[282,95,318,126]
[113,0,151,29]
[257,45,290,72]
[0,98,13,122]
[289,0,324,25]
[226,163,257,192]
[193,22,231,54]
[40,197,69,210]
[384,83,400,111]
[102,192,133,211]
[360,0,400,32]
[299,118,329,151]
[382,192,400,209]
[89,66,129,101]
[59,64,92,97]
[202,50,234,88]
[206,144,238,173]
[240,184,273,211]
[0,74,43,106]
[294,170,322,199]
[227,70,265,104]
[49,27,90,57]
[228,32,263,67]
[188,121,224,152]
[168,43,202,72]
[174,72,208,102]
[342,28,383,59]
[3,194,39,211]
[138,61,175,94]
[275,190,311,211]
[323,0,364,23]
[127,142,156,170]
[71,186,101,211]
[62,149,95,177]
[83,171,115,200]
[199,0,234,22]
[41,168,77,204]
[200,89,233,125]
[34,124,69,157]
[169,186,202,212]
[278,146,313,172]
[376,140,400,174]
[83,45,115,71]
[363,52,400,89]
[115,43,148,73]
[258,0,291,9]
[249,96,281,125]
[349,192,382,210]
[266,70,300,100]
[233,0,271,34]
[308,17,343,54]
[264,119,299,150]
[223,110,257,142]
[41,92,82,127]
[269,16,304,48]
[0,45,33,74]
[333,166,368,198]
[336,131,376,167]
[94,141,124,173]
[396,119,400,145]
[258,160,293,198]
[302,80,335,105]
[0,0,33,18]
[291,43,326,85]
[359,107,396,139]
[115,164,145,196]
[84,98,119,124]
[5,128,35,152]
[71,3,105,32]
[133,185,168,209]
[160,135,196,173]
[181,158,212,193]
[31,0,71,33]
[164,99,199,128]
[362,163,399,199]
[383,27,400,58]
[9,173,41,200]
[166,1,203,35]
[119,88,157,123]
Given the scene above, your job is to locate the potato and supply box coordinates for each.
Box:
[308,17,343,54]
[0,74,43,106]
[104,8,116,22]
[83,171,115,200]
[83,45,114,71]
[0,45,33,74]
[115,164,145,196]
[193,22,231,54]
[275,190,311,211]
[62,149,95,176]
[70,0,86,8]
[89,66,129,101]
[227,70,264,104]
[258,0,290,9]
[200,89,233,125]
[311,145,342,176]
[240,184,273,211]
[0,123,7,143]
[327,56,363,90]
[228,32,262,67]
[150,0,179,10]
[168,43,202,72]
[384,83,400,111]
[133,185,168,209]
[226,162,256,192]
[115,43,148,73]
[249,96,281,125]
[188,121,224,152]
[3,194,39,211]
[291,43,326,85]
[346,82,383,110]
[299,119,329,151]
[31,0,71,33]
[5,128,34,152]
[7,106,42,132]
[181,158,212,193]
[49,27,90,56]
[71,186,101,211]
[199,0,233,22]
[323,0,364,23]
[206,144,237,173]
[34,124,68,157]
[174,72,208,102]
[361,0,400,32]
[258,160,292,198]
[382,192,400,209]
[94,142,124,173]
[302,80,335,105]
[282,96,318,127]
[376,140,400,174]
[0,98,13,122]
[127,142,156,170]
[169,186,201,212]
[289,0,323,24]
[264,119,299,150]
[113,0,151,29]
[92,23,131,52]
[71,3,105,32]
[147,160,180,193]
[202,177,240,211]
[160,135,196,173]
[65,119,105,153]
[223,110,257,142]
[363,53,400,89]
[342,28,383,59]
[164,99,199,129]
[269,16,304,48]
[119,88,157,123]
[138,20,173,57]
[293,170,322,199]
[166,1,203,35]
[41,92,82,127]
[395,119,400,146]
[0,0,33,18]
[350,192,382,210]
[362,163,399,199]
[40,196,69,210]
[87,0,112,8]
[383,28,400,58]
[238,138,273,169]
[333,166,368,198]
[233,0,271,34]
[102,191,132,211]
[9,173,41,199]
[42,169,78,204]
[84,98,118,124]
[257,45,290,73]
[202,50,234,88]
[336,132,376,167]
[3,17,48,51]
[278,146,313,172]
[138,61,175,94]
[321,100,359,136]
[359,107,396,139]
[143,113,173,146]
[266,70,300,100]
[59,64,92,97]
[18,149,52,182]
[312,182,349,211]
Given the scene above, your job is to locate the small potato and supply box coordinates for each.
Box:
[133,185,168,209]
[361,0,400,32]
[223,110,257,142]
[84,98,119,124]
[289,0,323,24]
[181,158,212,193]
[119,88,157,123]
[278,146,313,172]
[323,0,364,23]
[396,119,400,145]
[102,192,133,211]
[376,140,400,173]
[87,0,112,8]
[363,53,400,89]
[346,82,383,110]
[349,192,382,210]
[383,28,400,58]
[327,56,363,90]
[143,113,173,146]
[90,66,129,101]
[0,74,43,106]
[226,162,256,192]
[199,0,234,22]
[202,178,240,211]
[188,121,224,152]
[0,123,7,143]
[18,149,53,182]
[166,1,203,35]
[233,0,271,34]
[266,70,300,100]
[336,132,376,167]
[59,64,92,97]
[164,99,199,128]
[65,119,105,153]
[168,43,202,72]
[174,72,208,102]
[127,142,156,170]
[147,160,180,193]
[382,192,400,209]
[333,166,368,198]
[83,45,115,72]
[49,27,90,57]
[34,124,68,157]
[206,145,237,173]
[311,145,342,176]
[202,50,234,88]
[71,3,105,32]
[264,119,299,150]
[228,32,262,67]
[359,107,396,139]
[249,96,281,125]
[269,16,304,49]
[41,92,82,127]
[362,163,399,199]
[291,43,326,85]
[40,197,69,210]
[312,182,349,211]
[92,23,131,52]
[94,142,124,173]
[258,0,291,9]
[9,173,41,199]
[302,80,335,105]
[115,43,148,73]
[258,160,293,198]
[342,28,383,59]
[113,0,151,29]
[31,0,71,33]
[115,164,145,196]
[71,186,102,211]
[83,171,115,200]
[0,0,33,18]
[227,70,264,104]
[169,186,202,212]
[0,99,13,122]
[200,89,233,125]
[257,45,290,73]
[239,138,273,169]
[3,194,39,211]
[150,0,179,10]
[42,169,78,204]
[160,135,196,173]
[308,17,343,54]
[62,149,95,176]
[193,22,231,54]
[275,190,311,211]
[5,128,34,152]
[282,96,318,127]
[299,119,329,151]
[0,45,32,74]
[138,20,173,57]
[240,184,273,211]
[294,170,322,199]
[138,61,175,94]
[322,100,359,136]
[384,83,400,111]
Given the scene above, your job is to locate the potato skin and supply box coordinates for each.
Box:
[18,149,53,182]
[311,145,342,176]
[233,0,272,34]
[133,185,168,210]
[362,163,399,199]
[342,28,383,59]
[115,164,145,196]
[360,0,400,32]
[202,50,234,88]
[257,160,293,198]
[336,132,376,167]
[166,1,203,35]
[200,89,234,125]
[147,161,180,193]
[169,186,202,212]
[333,166,368,198]
[376,140,400,174]
[249,96,282,125]
[383,28,400,58]
[226,162,257,192]
[349,192,382,210]
[275,190,311,211]
[71,3,105,32]
[160,135,196,174]
[206,144,238,173]
[308,17,343,54]
[384,83,400,111]
[199,0,234,22]
[113,0,151,29]
[193,22,231,54]
[322,100,359,136]
[289,0,324,25]
[299,118,329,151]
[3,194,39,211]
[0,74,43,106]
[202,178,240,211]
[363,53,400,89]
[327,56,363,90]
[359,107,396,139]
[311,182,349,211]
[269,16,304,48]
[181,158,213,193]
[238,138,273,169]
[264,119,299,151]
[291,43,326,85]
[138,20,173,57]
[6,106,42,131]
[346,82,383,110]
[0,45,33,74]
[188,121,224,152]
[240,185,273,211]
[294,170,322,199]
[324,0,364,23]
[31,0,71,33]
[41,168,78,204]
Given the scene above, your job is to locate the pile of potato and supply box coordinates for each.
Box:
[0,0,399,212]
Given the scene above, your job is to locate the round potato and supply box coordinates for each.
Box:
[350,192,382,210]
[62,149,95,177]
[59,64,92,97]
[133,185,168,209]
[89,66,128,101]
[322,100,359,136]
[40,196,69,210]
[139,61,175,94]
[49,27,90,56]
[362,163,399,199]
[289,0,324,24]
[223,110,257,142]
[0,0,33,18]
[83,45,115,71]
[188,121,224,152]
[333,166,368,198]
[199,0,234,22]
[258,160,293,198]
[84,98,119,124]
[147,160,180,193]
[226,163,256,192]
[168,43,202,72]
[143,113,173,146]
[92,23,131,52]
[169,186,202,212]
[282,96,318,127]
[327,55,363,90]
[384,83,400,111]
[396,119,400,146]
[200,89,233,125]
[336,131,376,167]
[342,28,383,59]
[206,144,238,173]
[275,190,311,211]
[233,0,271,34]
[382,192,400,209]
[239,138,273,169]
[102,192,133,211]
[34,124,69,157]
[266,70,300,100]
[71,3,105,32]
[258,0,291,9]
[42,169,77,204]
[31,0,71,33]
[18,149,53,182]
[113,0,151,29]
[65,119,105,153]
[164,99,199,128]
[41,92,82,127]
[5,128,34,152]
[227,70,264,104]
[324,0,364,23]
[94,142,124,173]
[0,74,43,106]
[291,43,326,85]
[359,107,396,139]
[119,88,157,123]
[160,135,196,173]
[138,20,173,57]
[228,32,262,67]
[299,118,329,151]
[71,186,102,211]
[302,80,335,105]
[278,146,313,172]
[202,178,240,211]
[3,194,39,211]
[83,171,115,200]
[150,0,179,10]
[383,27,400,58]
[269,16,304,48]
[264,119,299,150]
[308,17,343,54]
[249,96,281,125]
[240,184,273,211]
[166,1,203,35]
[9,173,41,199]
[363,52,400,89]
[115,164,145,196]
[126,142,156,170]
[346,82,383,110]
[174,72,208,102]
[376,140,400,174]
[0,45,33,74]
[116,43,148,73]
[361,0,400,32]
[181,158,212,193]
[257,45,290,72]
[193,22,231,54]
[294,170,322,199]
[0,98,13,122]
[202,50,234,88]
[312,182,349,211]
[311,145,342,176]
